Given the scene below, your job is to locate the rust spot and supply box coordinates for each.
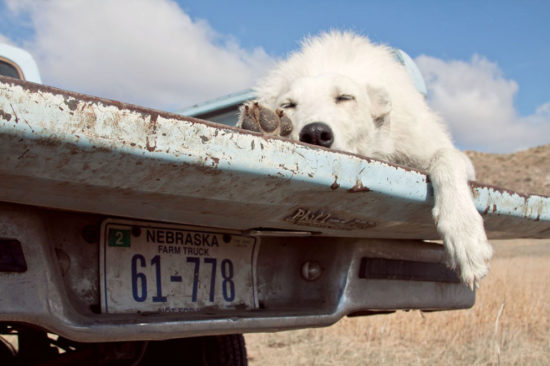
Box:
[9,104,19,123]
[0,109,12,122]
[91,145,111,153]
[206,154,220,165]
[38,138,62,148]
[348,180,370,193]
[330,176,339,190]
[492,204,497,213]
[145,113,159,152]
[277,163,299,175]
[200,135,210,143]
[192,163,223,176]
[63,96,78,111]
[145,136,156,152]
[482,206,490,215]
[17,148,30,160]
[149,113,159,133]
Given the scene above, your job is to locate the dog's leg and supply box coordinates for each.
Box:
[429,148,493,289]
[237,101,293,137]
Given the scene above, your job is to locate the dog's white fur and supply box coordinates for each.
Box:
[240,31,492,288]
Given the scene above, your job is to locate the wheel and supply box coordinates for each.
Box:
[1,323,247,366]
[202,334,248,366]
[140,334,248,366]
[0,323,147,365]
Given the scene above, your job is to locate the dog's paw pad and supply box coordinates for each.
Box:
[239,102,293,137]
[257,105,278,132]
[276,109,293,137]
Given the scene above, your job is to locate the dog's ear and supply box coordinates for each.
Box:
[367,85,392,127]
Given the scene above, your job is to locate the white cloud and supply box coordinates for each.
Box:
[0,33,14,45]
[4,0,273,111]
[416,55,550,152]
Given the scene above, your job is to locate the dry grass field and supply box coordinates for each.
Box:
[245,239,550,365]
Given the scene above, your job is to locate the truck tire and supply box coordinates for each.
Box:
[0,324,247,365]
[140,334,248,366]
[203,334,248,366]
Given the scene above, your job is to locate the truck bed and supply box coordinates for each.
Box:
[0,76,548,240]
[0,76,548,342]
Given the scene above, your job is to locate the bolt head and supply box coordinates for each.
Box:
[301,261,322,281]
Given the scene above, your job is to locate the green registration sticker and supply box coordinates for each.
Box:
[108,228,131,247]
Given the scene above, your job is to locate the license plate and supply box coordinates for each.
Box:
[100,219,259,314]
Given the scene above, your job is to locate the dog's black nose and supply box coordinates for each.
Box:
[299,122,334,148]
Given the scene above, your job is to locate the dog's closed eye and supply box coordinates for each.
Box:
[335,94,355,103]
[280,100,297,109]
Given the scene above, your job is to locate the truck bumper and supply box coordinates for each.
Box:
[0,203,473,342]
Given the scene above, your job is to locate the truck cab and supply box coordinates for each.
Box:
[0,43,41,83]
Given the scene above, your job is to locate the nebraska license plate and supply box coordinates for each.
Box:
[99,219,259,314]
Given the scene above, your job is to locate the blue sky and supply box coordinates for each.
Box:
[1,0,549,152]
[179,0,550,116]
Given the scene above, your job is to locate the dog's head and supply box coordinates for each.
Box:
[262,73,392,156]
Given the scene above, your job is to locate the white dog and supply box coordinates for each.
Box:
[237,31,492,288]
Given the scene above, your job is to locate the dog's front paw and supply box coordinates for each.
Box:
[238,102,293,137]
[434,202,493,290]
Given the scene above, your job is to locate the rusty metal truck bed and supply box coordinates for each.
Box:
[0,76,548,342]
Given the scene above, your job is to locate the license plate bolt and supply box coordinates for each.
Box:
[301,261,322,281]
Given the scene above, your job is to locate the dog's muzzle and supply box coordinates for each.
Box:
[299,122,334,148]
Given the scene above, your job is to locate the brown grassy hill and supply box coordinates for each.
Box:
[466,144,550,196]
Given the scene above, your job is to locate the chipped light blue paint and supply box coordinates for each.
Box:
[473,186,549,221]
[0,76,549,240]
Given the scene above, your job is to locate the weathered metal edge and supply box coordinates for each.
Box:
[0,76,549,238]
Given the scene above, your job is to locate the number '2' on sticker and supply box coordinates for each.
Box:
[109,228,131,247]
